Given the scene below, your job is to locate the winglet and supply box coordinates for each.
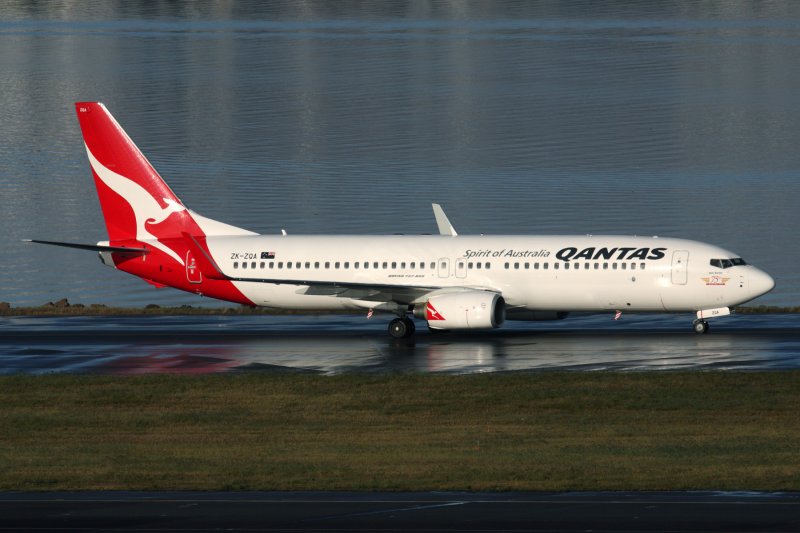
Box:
[432,203,458,236]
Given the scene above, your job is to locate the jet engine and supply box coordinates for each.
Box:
[414,291,505,331]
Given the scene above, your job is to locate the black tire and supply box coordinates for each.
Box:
[388,318,408,339]
[693,319,709,334]
[403,317,416,336]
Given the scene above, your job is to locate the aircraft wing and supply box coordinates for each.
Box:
[249,277,501,307]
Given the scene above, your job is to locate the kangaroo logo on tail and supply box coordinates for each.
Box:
[86,147,187,264]
[77,102,202,266]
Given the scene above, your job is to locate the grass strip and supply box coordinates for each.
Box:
[0,372,798,491]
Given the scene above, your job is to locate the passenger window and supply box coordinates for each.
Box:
[476,262,482,269]
[269,262,274,269]
[233,262,238,269]
[325,262,330,269]
[524,263,529,269]
[374,262,379,269]
[554,263,559,270]
[344,262,349,269]
[485,262,490,270]
[504,262,510,269]
[514,262,520,269]
[612,263,617,270]
[335,262,340,269]
[383,262,388,269]
[468,262,474,269]
[411,262,416,269]
[564,263,569,270]
[401,262,406,269]
[278,262,283,269]
[242,262,248,269]
[286,262,291,269]
[631,263,636,270]
[260,262,265,269]
[603,263,608,270]
[305,262,310,269]
[543,263,549,270]
[314,262,319,269]
[640,263,646,270]
[534,263,539,270]
[393,262,398,269]
[621,263,627,270]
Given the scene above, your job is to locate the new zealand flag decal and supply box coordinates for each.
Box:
[261,251,276,259]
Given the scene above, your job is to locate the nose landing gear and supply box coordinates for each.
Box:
[692,319,710,334]
[692,306,729,334]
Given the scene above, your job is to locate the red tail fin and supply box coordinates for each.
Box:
[75,102,197,243]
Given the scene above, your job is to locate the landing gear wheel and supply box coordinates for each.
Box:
[389,317,415,339]
[693,319,709,334]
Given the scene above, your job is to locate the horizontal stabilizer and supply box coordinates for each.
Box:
[24,239,149,254]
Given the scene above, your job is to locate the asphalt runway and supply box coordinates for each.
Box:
[1,491,798,532]
[1,313,799,374]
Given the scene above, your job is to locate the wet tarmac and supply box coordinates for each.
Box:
[1,491,798,532]
[1,313,799,374]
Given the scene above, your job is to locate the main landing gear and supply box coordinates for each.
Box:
[388,316,416,339]
[692,319,710,334]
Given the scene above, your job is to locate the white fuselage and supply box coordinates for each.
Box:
[202,234,774,315]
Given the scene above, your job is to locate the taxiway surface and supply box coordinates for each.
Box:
[1,313,798,374]
[1,491,798,532]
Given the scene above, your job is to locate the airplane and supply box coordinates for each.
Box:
[28,102,775,338]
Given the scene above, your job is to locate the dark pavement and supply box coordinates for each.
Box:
[1,491,798,532]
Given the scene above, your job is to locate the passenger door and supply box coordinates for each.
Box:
[671,250,689,285]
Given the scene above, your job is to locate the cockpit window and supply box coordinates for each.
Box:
[710,258,747,269]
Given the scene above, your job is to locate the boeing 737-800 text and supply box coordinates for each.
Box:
[28,103,775,338]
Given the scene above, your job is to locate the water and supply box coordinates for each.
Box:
[1,1,798,308]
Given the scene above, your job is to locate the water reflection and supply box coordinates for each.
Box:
[1,315,798,375]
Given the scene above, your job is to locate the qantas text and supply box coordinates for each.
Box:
[555,246,667,262]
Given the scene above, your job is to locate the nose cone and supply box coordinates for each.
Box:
[750,268,776,299]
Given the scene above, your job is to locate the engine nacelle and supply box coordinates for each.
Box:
[414,291,505,330]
